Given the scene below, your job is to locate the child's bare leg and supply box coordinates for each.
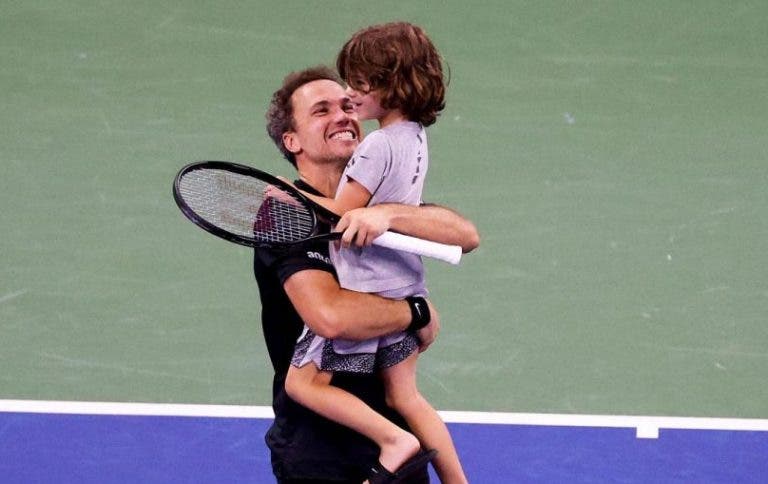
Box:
[381,353,468,484]
[285,363,419,473]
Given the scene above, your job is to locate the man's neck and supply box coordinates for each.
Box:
[295,158,345,197]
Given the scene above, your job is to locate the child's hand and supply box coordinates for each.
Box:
[264,183,301,207]
[336,206,391,248]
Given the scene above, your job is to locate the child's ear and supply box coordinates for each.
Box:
[282,132,301,155]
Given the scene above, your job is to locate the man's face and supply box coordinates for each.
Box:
[283,79,361,166]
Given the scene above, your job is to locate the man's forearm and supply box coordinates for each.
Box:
[383,203,480,253]
[283,269,411,340]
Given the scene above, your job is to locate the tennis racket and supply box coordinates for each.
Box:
[172,161,462,264]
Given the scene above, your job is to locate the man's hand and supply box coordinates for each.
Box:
[416,299,440,352]
[335,206,392,248]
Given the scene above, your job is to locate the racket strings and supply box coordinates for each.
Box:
[178,170,315,243]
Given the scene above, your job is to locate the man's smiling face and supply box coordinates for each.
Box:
[283,79,361,167]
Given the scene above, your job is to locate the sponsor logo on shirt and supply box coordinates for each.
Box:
[306,251,332,265]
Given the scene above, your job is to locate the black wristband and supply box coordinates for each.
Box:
[406,296,430,332]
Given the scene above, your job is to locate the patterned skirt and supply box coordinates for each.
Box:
[291,327,419,373]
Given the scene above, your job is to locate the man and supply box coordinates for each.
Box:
[257,66,479,483]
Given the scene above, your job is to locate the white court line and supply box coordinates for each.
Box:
[2,400,768,439]
[438,411,768,439]
[0,400,272,419]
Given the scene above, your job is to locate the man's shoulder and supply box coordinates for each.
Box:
[255,244,334,280]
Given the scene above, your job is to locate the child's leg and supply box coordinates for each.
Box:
[381,353,468,484]
[284,363,420,473]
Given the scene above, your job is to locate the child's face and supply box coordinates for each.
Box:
[345,77,386,122]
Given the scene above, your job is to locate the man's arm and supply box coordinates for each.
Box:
[283,269,439,349]
[336,203,480,253]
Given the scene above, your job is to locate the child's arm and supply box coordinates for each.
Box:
[335,203,481,253]
[302,177,372,217]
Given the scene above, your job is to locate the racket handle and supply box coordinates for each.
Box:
[372,231,462,265]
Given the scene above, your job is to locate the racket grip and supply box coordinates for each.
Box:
[372,231,462,265]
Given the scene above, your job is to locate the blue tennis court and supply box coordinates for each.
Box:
[2,402,768,482]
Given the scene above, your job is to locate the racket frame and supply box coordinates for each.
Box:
[173,160,343,249]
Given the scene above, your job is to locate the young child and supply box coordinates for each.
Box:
[284,22,467,483]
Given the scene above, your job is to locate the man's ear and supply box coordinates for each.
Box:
[282,132,301,155]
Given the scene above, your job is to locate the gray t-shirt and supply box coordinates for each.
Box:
[331,121,428,298]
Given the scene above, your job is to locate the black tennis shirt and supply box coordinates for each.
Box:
[252,180,429,483]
